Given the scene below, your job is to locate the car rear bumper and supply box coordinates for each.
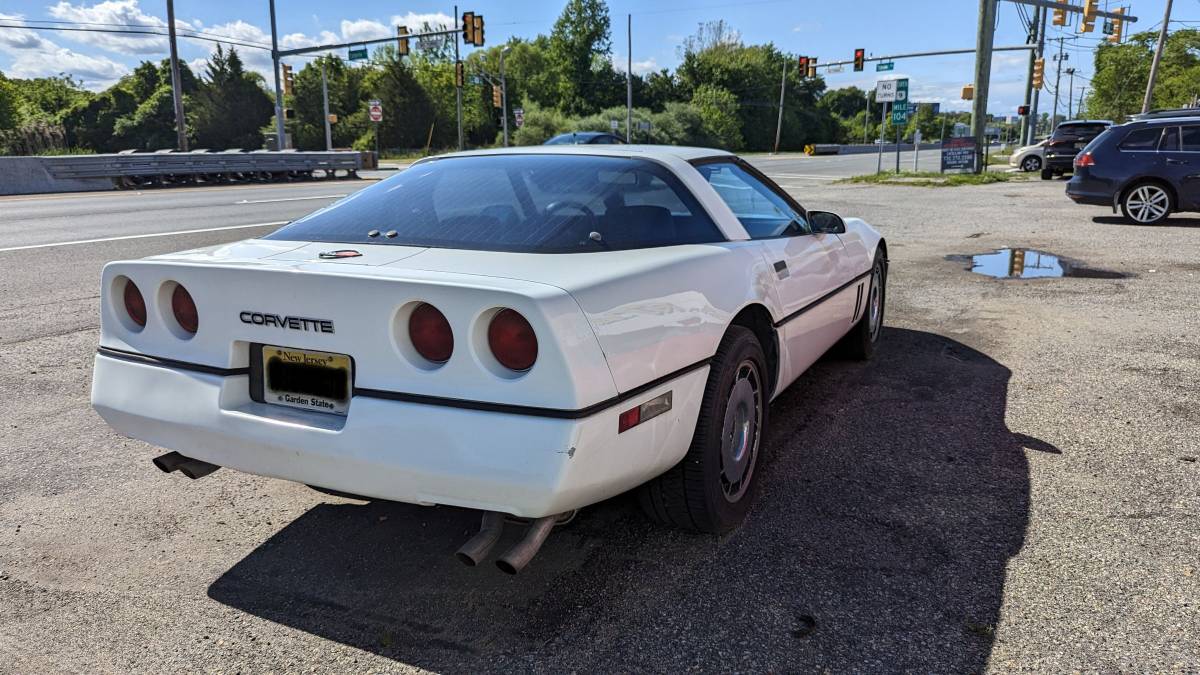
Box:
[91,352,708,517]
[1044,155,1075,171]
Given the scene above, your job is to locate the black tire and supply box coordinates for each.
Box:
[836,252,887,361]
[638,326,768,534]
[1040,168,1053,180]
[1021,156,1041,172]
[1120,181,1172,225]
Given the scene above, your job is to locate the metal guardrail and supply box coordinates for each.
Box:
[803,144,842,156]
[39,150,366,188]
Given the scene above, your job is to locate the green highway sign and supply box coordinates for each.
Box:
[891,78,910,124]
[876,62,894,72]
[348,45,368,61]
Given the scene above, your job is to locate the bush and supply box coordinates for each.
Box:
[511,102,572,145]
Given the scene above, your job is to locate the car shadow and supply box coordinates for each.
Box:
[208,328,1054,671]
[1092,214,1200,228]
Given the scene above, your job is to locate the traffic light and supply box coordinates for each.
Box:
[962,84,974,101]
[473,14,484,46]
[455,60,464,88]
[492,84,502,108]
[1109,7,1124,43]
[283,108,295,120]
[797,56,809,76]
[1018,105,1030,116]
[1032,57,1045,89]
[1081,0,1097,32]
[281,63,294,95]
[1052,0,1068,26]
[807,56,817,79]
[854,48,865,72]
[397,25,410,56]
[462,11,475,44]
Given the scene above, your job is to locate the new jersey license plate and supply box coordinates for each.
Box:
[259,345,352,415]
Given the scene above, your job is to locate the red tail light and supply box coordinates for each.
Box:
[123,280,146,327]
[408,303,453,363]
[171,284,198,334]
[488,309,537,372]
[1074,152,1095,168]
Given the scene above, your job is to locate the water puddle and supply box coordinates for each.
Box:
[952,248,1128,279]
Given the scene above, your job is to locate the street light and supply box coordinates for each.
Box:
[500,45,511,147]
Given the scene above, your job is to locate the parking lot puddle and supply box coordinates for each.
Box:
[952,248,1128,279]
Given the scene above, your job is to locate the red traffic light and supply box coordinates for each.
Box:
[1017,105,1030,115]
[854,48,865,72]
[798,55,809,74]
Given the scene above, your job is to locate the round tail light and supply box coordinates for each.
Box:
[123,280,146,327]
[408,303,453,363]
[171,284,198,334]
[488,309,537,372]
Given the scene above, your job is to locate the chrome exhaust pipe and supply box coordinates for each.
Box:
[152,451,189,473]
[455,511,506,567]
[495,515,559,576]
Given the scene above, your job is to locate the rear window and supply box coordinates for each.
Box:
[1118,127,1163,150]
[265,155,723,253]
[1053,123,1108,140]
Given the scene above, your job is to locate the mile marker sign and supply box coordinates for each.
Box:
[368,99,383,123]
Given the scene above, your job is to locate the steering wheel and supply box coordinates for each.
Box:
[542,200,599,245]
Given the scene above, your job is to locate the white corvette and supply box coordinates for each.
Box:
[92,145,886,573]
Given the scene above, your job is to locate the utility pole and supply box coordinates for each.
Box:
[863,90,870,144]
[269,0,286,150]
[165,0,187,151]
[1078,86,1086,116]
[970,0,997,173]
[626,14,633,143]
[1142,0,1172,113]
[1028,6,1047,144]
[1020,5,1040,146]
[454,5,463,150]
[1051,38,1066,130]
[1065,67,1076,118]
[772,61,787,154]
[321,60,332,151]
[500,46,510,147]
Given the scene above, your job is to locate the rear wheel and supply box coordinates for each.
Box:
[639,326,767,534]
[1021,156,1041,172]
[1120,182,1172,225]
[1040,168,1054,180]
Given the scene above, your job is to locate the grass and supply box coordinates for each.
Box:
[839,170,1025,187]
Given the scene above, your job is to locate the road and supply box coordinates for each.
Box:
[1,160,1196,672]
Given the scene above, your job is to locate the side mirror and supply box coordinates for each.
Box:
[809,210,846,234]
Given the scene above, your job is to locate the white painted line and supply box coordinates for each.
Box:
[235,194,346,205]
[764,173,840,179]
[0,221,289,253]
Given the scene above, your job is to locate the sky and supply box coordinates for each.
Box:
[0,0,1194,116]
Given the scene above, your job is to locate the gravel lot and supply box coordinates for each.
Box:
[0,176,1197,672]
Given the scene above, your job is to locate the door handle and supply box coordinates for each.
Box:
[1166,158,1189,165]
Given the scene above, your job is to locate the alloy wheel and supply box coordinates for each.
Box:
[1125,185,1170,223]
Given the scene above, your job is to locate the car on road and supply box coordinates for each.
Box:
[1008,139,1047,172]
[1042,120,1111,180]
[1066,110,1200,225]
[544,131,626,145]
[91,146,886,572]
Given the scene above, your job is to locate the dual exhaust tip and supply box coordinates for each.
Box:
[152,451,220,480]
[456,510,565,575]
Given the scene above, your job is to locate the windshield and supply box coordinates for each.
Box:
[265,154,724,253]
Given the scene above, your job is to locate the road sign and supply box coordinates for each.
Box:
[610,119,619,131]
[826,64,844,74]
[348,45,368,61]
[368,99,383,123]
[639,121,651,131]
[876,61,894,72]
[875,79,897,102]
[891,78,910,124]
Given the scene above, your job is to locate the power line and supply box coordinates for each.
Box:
[0,22,272,51]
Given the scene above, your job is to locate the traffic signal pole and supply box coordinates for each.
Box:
[269,0,286,150]
[321,60,332,151]
[1051,38,1065,127]
[455,5,463,151]
[1019,5,1039,146]
[970,0,997,174]
[165,0,188,151]
[1141,0,1173,113]
[773,61,786,154]
[1027,6,1046,144]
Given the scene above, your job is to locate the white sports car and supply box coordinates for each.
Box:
[92,145,887,573]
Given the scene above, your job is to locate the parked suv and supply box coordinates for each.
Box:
[1066,110,1200,225]
[1043,120,1111,179]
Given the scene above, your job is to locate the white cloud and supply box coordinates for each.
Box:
[612,56,659,75]
[339,18,391,43]
[46,0,169,55]
[0,12,127,88]
[389,12,454,32]
[0,13,55,50]
[791,21,822,33]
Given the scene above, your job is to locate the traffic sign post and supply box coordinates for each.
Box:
[513,107,524,128]
[892,78,909,173]
[368,99,382,157]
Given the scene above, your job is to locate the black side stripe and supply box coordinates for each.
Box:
[97,346,249,377]
[97,345,711,420]
[355,358,711,419]
[852,284,864,322]
[773,269,873,328]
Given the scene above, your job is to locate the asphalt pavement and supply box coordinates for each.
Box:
[0,158,1196,672]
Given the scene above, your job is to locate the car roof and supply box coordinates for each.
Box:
[1058,120,1112,127]
[551,131,611,139]
[430,145,735,163]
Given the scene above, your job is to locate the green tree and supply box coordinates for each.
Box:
[190,45,273,149]
[691,84,743,149]
[549,0,612,115]
[1085,28,1200,121]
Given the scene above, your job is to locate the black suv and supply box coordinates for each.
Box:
[1042,120,1111,179]
[1066,109,1200,225]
